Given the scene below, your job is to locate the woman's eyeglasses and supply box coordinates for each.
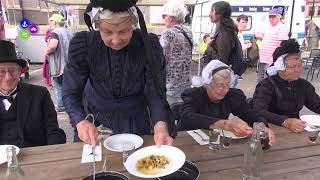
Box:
[285,63,303,70]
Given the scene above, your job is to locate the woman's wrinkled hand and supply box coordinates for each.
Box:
[282,118,306,133]
[153,121,173,147]
[266,127,275,146]
[228,120,253,137]
[76,120,99,146]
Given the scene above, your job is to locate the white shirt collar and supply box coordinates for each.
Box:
[0,87,18,111]
[0,87,18,96]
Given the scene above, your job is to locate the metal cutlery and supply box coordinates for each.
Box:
[92,146,96,180]
[193,130,209,141]
[85,114,96,180]
[102,155,107,172]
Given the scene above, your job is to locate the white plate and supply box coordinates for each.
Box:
[300,115,320,131]
[124,145,186,178]
[214,129,247,139]
[103,133,143,152]
[0,145,20,164]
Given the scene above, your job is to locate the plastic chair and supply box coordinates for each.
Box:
[303,49,320,67]
[305,56,320,81]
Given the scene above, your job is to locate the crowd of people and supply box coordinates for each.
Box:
[0,0,320,153]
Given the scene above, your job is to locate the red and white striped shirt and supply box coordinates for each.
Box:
[259,23,288,65]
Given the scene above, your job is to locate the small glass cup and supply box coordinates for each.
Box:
[221,129,231,148]
[260,130,270,150]
[307,130,319,143]
[122,142,135,164]
[255,122,271,150]
[209,129,221,150]
[222,136,232,148]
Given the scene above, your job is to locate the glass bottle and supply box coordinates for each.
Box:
[242,122,263,180]
[4,146,27,180]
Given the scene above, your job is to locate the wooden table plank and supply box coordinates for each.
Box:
[0,125,319,180]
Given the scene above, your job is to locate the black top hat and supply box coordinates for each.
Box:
[0,40,27,68]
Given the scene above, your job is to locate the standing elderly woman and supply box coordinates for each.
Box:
[204,1,240,87]
[178,60,274,141]
[63,0,174,146]
[253,39,320,132]
[160,0,192,105]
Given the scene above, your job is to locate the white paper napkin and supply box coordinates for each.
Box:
[187,129,210,145]
[81,144,102,163]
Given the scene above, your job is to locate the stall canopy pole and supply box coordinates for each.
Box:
[43,0,50,24]
[11,0,16,25]
[197,2,203,76]
[288,0,295,38]
[311,0,315,20]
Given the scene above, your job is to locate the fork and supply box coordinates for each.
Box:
[102,155,107,172]
[193,130,209,141]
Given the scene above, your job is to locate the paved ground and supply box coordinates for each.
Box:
[25,60,320,143]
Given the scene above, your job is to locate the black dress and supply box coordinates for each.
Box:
[253,74,320,126]
[63,30,169,138]
[177,87,266,131]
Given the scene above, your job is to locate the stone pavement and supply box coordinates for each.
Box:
[25,62,320,143]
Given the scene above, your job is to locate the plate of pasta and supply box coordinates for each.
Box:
[124,145,185,178]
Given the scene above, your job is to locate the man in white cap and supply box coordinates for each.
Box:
[256,7,288,82]
[45,14,73,112]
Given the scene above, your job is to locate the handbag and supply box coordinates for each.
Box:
[180,29,193,49]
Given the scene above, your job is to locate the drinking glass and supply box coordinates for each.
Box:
[221,129,231,148]
[209,129,221,150]
[122,142,135,164]
[307,130,319,143]
[256,122,270,150]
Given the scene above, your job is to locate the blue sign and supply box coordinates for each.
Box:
[231,6,292,13]
[20,18,30,29]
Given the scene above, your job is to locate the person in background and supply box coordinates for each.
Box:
[160,0,192,105]
[178,60,274,144]
[236,14,252,80]
[256,7,288,82]
[253,39,320,132]
[199,34,212,54]
[205,1,237,66]
[236,14,252,53]
[0,40,66,147]
[45,14,73,112]
[63,0,174,146]
[0,11,5,40]
[203,34,212,46]
[204,1,241,88]
[42,28,53,87]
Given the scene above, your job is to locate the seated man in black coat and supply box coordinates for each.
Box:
[0,40,66,147]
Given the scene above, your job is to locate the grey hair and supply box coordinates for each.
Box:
[163,0,188,23]
[94,9,139,30]
[210,69,232,84]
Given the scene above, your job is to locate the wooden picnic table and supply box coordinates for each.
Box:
[0,124,320,180]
